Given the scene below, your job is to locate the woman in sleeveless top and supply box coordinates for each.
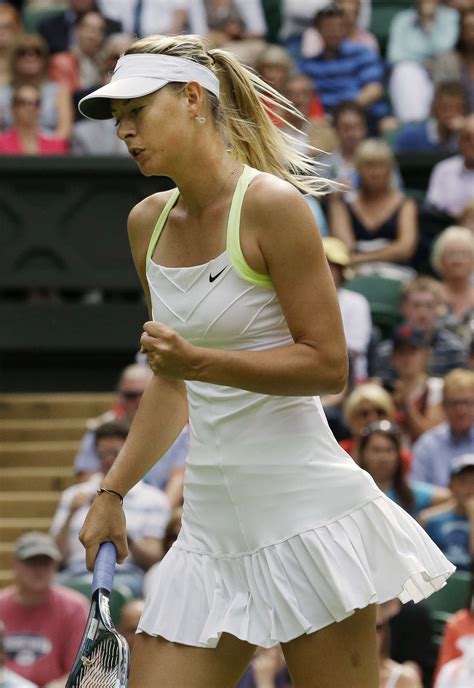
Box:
[77,35,454,688]
[329,138,418,280]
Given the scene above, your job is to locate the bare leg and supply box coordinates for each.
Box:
[129,632,256,688]
[281,605,379,688]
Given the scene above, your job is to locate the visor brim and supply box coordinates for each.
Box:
[78,77,168,120]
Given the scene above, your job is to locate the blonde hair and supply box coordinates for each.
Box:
[402,275,443,303]
[125,35,331,195]
[343,383,395,425]
[431,225,474,274]
[354,138,394,172]
[443,369,474,399]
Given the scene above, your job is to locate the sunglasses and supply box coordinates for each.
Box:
[16,47,44,58]
[120,390,143,400]
[357,407,387,419]
[13,98,41,107]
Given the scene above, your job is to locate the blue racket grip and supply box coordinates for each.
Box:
[92,542,116,594]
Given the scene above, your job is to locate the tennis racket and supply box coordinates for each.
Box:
[66,542,130,687]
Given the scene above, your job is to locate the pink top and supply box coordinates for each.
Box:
[0,585,89,687]
[0,129,68,155]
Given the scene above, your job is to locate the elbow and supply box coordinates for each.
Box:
[310,350,348,395]
[325,354,348,394]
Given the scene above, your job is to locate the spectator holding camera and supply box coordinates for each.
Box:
[375,276,468,385]
[389,324,445,446]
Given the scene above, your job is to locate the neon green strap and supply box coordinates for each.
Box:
[227,166,273,289]
[146,166,273,289]
[146,188,180,264]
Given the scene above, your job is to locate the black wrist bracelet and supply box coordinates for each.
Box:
[96,487,124,505]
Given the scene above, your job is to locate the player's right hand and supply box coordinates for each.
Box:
[79,492,128,571]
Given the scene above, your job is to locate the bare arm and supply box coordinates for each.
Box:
[352,198,418,264]
[80,195,188,569]
[142,178,348,396]
[128,535,164,570]
[429,486,453,508]
[54,83,73,140]
[328,196,356,250]
[355,83,383,109]
[165,466,185,509]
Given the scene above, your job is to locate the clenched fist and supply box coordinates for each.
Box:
[140,321,200,380]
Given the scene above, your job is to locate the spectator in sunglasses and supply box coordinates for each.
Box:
[0,34,73,141]
[73,363,188,509]
[359,420,450,518]
[0,84,68,155]
[340,382,414,469]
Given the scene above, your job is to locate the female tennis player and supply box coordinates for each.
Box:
[77,35,454,688]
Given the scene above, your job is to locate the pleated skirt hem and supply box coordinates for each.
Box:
[137,496,455,649]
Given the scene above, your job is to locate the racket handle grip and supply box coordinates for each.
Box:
[92,541,116,594]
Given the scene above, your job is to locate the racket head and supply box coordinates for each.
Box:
[66,543,130,687]
[66,589,130,688]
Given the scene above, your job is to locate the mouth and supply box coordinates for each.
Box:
[129,147,145,161]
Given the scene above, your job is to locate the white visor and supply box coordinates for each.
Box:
[78,53,220,120]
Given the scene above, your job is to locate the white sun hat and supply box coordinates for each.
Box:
[78,53,220,121]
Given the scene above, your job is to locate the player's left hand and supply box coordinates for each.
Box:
[140,321,199,380]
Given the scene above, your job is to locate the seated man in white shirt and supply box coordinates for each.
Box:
[322,237,372,382]
[426,114,474,218]
[50,420,170,597]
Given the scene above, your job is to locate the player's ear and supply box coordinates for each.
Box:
[182,81,205,119]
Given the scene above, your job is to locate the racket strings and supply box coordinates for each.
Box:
[70,635,122,687]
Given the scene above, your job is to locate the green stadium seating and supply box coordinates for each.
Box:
[345,274,404,335]
[422,571,472,646]
[370,1,412,55]
[261,0,282,44]
[62,577,135,625]
[423,571,471,616]
[22,6,66,34]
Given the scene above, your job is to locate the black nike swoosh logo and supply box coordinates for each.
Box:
[209,266,227,283]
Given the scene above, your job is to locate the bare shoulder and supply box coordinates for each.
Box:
[244,172,319,243]
[127,188,175,239]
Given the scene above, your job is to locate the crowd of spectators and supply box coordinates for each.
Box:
[0,0,473,687]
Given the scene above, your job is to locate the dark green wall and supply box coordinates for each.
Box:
[0,154,442,392]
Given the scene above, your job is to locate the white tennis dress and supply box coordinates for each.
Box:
[138,165,454,648]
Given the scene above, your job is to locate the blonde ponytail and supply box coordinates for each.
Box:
[126,35,331,196]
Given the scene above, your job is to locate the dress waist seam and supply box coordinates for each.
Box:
[174,495,382,559]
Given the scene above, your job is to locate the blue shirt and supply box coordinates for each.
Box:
[394,119,459,154]
[424,510,470,570]
[299,41,389,120]
[386,480,435,517]
[410,423,474,487]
